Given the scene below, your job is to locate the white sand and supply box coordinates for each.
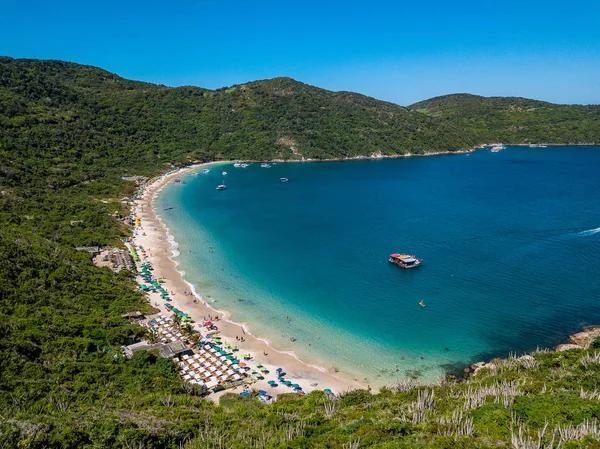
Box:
[131,162,365,402]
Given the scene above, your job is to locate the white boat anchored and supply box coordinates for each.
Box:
[222,171,228,176]
[261,163,271,168]
[280,177,289,183]
[490,144,506,153]
[233,163,242,168]
[216,181,227,190]
[240,163,249,168]
[202,168,210,173]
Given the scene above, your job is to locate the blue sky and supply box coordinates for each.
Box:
[2,0,599,105]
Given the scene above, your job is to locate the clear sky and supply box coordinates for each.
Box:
[2,0,599,105]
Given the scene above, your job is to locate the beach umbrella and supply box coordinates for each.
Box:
[291,384,300,389]
[226,356,234,360]
[259,390,267,396]
[232,359,240,364]
[238,363,247,367]
[276,368,283,373]
[172,308,179,313]
[177,312,186,317]
[283,381,292,386]
[267,380,276,386]
[164,303,172,308]
[324,389,333,395]
[278,377,285,382]
[239,391,251,397]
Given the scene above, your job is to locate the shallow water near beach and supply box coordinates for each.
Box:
[156,146,600,385]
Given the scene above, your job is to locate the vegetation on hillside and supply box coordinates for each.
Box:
[410,93,600,145]
[1,57,600,447]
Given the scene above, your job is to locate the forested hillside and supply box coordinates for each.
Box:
[410,93,600,144]
[2,57,600,448]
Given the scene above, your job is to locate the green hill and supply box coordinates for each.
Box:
[2,57,600,448]
[410,93,600,144]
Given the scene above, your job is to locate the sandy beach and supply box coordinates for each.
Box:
[131,162,365,402]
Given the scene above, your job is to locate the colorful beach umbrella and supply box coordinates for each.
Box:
[324,389,333,395]
[259,390,267,396]
[267,380,276,385]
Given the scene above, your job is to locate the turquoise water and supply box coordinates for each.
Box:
[156,147,600,385]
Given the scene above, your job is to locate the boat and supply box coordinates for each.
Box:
[240,163,249,168]
[280,177,289,183]
[419,300,426,307]
[174,178,181,183]
[490,144,506,153]
[202,169,210,174]
[222,171,228,176]
[388,253,422,269]
[233,163,242,168]
[261,163,271,168]
[216,181,227,190]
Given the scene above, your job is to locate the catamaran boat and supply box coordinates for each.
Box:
[388,253,422,269]
[490,144,506,152]
[216,181,227,190]
[280,177,289,183]
[261,163,271,168]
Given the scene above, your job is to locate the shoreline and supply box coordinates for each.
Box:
[132,162,366,401]
[128,145,599,397]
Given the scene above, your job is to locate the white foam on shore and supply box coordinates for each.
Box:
[143,164,334,379]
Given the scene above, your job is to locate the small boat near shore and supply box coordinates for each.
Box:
[490,144,506,153]
[389,253,422,269]
[280,177,289,183]
[233,163,242,168]
[261,163,271,168]
[202,169,210,174]
[216,181,227,190]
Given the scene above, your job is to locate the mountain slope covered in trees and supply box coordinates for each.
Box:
[410,93,600,144]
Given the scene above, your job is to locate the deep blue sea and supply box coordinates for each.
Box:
[156,146,600,385]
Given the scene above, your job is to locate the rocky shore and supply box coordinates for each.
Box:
[470,326,600,375]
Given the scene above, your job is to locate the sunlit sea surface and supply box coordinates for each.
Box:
[156,146,600,385]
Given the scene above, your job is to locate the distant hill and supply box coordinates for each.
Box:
[0,57,473,194]
[410,93,600,144]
